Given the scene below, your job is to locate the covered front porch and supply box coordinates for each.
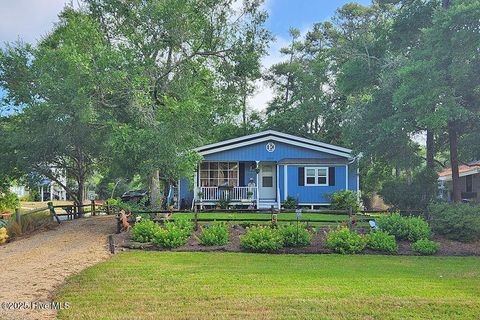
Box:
[193,160,279,209]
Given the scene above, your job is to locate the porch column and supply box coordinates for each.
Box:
[193,170,198,211]
[284,164,288,201]
[50,183,53,201]
[40,185,44,202]
[345,164,349,191]
[276,163,280,210]
[255,160,260,209]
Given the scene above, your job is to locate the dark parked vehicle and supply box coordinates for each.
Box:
[42,192,59,201]
[121,190,149,204]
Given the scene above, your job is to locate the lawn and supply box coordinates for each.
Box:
[56,252,480,320]
[172,212,370,227]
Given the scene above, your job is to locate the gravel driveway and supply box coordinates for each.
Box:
[0,215,115,320]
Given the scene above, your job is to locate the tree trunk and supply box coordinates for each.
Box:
[77,178,85,216]
[448,121,461,202]
[149,170,161,209]
[426,129,435,170]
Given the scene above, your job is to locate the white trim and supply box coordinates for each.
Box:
[196,130,352,153]
[177,179,181,210]
[284,164,288,201]
[276,163,280,209]
[197,135,351,158]
[346,164,349,191]
[304,167,329,186]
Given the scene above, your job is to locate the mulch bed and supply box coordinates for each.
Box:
[113,225,480,256]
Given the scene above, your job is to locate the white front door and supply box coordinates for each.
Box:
[259,163,276,199]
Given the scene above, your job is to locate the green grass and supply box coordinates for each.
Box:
[56,252,480,319]
[173,213,369,227]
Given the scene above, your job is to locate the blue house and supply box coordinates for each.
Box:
[179,130,359,210]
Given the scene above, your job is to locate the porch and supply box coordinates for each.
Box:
[193,160,279,208]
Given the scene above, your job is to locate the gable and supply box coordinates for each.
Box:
[203,140,346,161]
[197,130,352,159]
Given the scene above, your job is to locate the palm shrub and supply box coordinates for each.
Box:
[278,223,312,247]
[365,231,398,253]
[377,213,431,241]
[131,220,160,243]
[325,227,366,254]
[152,219,194,249]
[240,226,283,253]
[199,222,229,246]
[411,239,440,255]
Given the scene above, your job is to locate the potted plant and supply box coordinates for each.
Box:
[197,191,204,200]
[247,191,254,199]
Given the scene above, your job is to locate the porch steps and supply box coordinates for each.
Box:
[257,200,278,209]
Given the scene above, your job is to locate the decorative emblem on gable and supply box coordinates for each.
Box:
[266,142,275,153]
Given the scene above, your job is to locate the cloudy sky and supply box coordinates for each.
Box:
[0,0,370,112]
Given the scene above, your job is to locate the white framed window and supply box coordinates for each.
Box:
[305,167,328,186]
[199,161,239,187]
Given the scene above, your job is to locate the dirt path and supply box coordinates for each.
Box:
[0,216,115,320]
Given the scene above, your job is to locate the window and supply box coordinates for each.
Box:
[305,167,328,186]
[199,162,238,187]
[466,175,473,193]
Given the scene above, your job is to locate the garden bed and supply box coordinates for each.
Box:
[114,225,480,256]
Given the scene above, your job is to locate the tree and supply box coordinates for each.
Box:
[0,8,132,211]
[85,0,271,208]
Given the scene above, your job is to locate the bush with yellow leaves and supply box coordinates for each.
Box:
[0,227,8,244]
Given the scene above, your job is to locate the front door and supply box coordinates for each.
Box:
[259,163,276,199]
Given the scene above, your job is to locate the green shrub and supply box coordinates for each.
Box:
[240,226,283,253]
[365,231,398,253]
[282,196,297,210]
[429,202,480,242]
[199,222,229,246]
[325,227,366,254]
[278,223,312,247]
[411,239,440,255]
[377,213,431,241]
[0,191,18,212]
[329,190,361,211]
[152,219,193,249]
[131,220,160,243]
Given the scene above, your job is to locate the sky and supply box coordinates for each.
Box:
[0,0,371,112]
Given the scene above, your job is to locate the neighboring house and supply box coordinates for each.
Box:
[9,168,67,201]
[438,161,480,202]
[179,130,359,210]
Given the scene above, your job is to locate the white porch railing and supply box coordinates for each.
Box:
[198,186,257,202]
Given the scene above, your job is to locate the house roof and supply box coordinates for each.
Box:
[195,130,353,158]
[438,161,480,181]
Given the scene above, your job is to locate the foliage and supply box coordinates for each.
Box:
[278,223,312,247]
[240,226,283,253]
[217,195,231,210]
[282,196,297,210]
[429,202,480,242]
[6,210,52,239]
[0,227,8,244]
[329,190,361,211]
[365,231,398,253]
[0,191,18,212]
[379,169,438,210]
[377,213,431,242]
[325,227,366,254]
[152,219,194,249]
[411,239,440,256]
[198,222,229,246]
[131,220,160,243]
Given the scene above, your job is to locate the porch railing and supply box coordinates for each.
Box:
[198,186,257,202]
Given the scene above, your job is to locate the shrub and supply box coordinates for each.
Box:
[0,191,18,212]
[199,222,229,246]
[429,202,480,242]
[329,190,361,211]
[377,213,431,241]
[365,231,398,253]
[131,220,160,243]
[240,226,283,253]
[411,239,440,255]
[282,196,297,210]
[278,223,312,247]
[6,210,52,239]
[325,227,366,254]
[152,219,194,249]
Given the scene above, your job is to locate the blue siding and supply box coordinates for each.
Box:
[348,162,359,191]
[204,141,339,161]
[286,165,348,204]
[179,177,193,209]
[243,161,257,186]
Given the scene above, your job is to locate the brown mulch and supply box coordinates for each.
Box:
[114,225,480,256]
